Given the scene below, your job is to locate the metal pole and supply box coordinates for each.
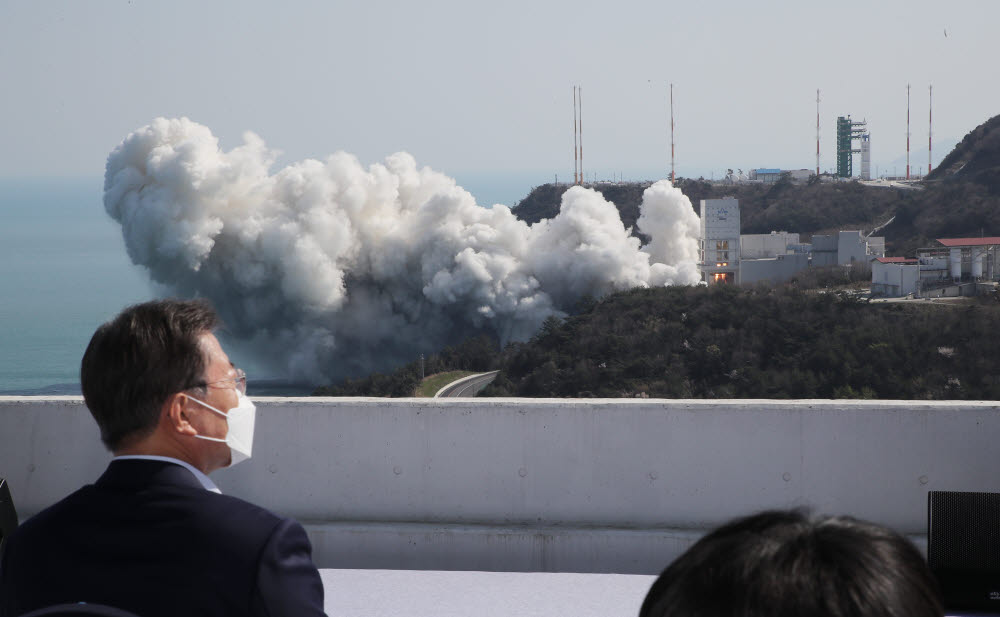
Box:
[816,89,821,177]
[906,84,911,180]
[573,86,580,184]
[578,86,583,185]
[670,83,676,184]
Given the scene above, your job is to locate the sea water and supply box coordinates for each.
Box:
[0,173,543,395]
[0,177,152,393]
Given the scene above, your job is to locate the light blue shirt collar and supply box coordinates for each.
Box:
[112,454,222,494]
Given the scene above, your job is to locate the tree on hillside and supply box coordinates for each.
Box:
[481,285,1000,400]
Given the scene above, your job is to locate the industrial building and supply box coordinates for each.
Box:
[740,253,811,286]
[698,199,884,286]
[872,237,1000,298]
[931,237,1000,280]
[740,232,801,259]
[811,231,885,266]
[699,198,740,284]
[871,257,919,297]
[738,231,810,286]
[748,169,812,183]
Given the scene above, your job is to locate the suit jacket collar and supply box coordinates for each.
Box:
[95,458,207,492]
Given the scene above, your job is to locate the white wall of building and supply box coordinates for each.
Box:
[867,236,885,258]
[811,232,881,266]
[810,234,838,267]
[740,232,800,259]
[740,254,810,286]
[871,263,920,297]
[2,397,997,573]
[787,169,812,183]
[837,231,868,265]
[861,136,872,181]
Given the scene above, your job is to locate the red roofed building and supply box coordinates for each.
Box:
[936,237,1000,247]
[875,257,918,264]
[926,238,999,282]
[871,258,920,297]
[873,238,1000,297]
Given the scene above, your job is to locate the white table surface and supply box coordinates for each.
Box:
[321,570,657,617]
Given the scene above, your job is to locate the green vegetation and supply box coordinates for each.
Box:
[313,335,497,396]
[481,284,1000,400]
[415,371,475,397]
[315,283,1000,400]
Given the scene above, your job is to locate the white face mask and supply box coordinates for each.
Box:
[189,391,256,466]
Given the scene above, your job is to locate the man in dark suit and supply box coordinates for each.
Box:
[0,300,327,617]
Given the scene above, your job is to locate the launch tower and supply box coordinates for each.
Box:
[836,116,868,178]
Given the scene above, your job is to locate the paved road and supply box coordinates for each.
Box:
[436,371,500,397]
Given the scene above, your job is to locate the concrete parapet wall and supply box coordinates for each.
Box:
[1,397,996,573]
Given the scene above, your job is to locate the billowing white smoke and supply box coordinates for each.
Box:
[104,118,701,382]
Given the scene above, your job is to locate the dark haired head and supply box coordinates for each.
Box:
[640,509,942,617]
[80,299,219,451]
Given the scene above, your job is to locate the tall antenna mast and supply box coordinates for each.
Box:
[573,86,579,184]
[670,83,675,184]
[578,86,584,184]
[816,89,821,176]
[928,84,933,175]
[906,83,911,180]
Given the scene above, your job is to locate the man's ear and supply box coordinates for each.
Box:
[164,392,198,436]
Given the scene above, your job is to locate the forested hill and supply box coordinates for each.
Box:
[481,285,1000,400]
[928,114,1000,185]
[315,283,1000,400]
[515,178,903,243]
[513,114,1000,257]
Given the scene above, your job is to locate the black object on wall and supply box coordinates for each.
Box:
[928,490,1000,611]
[0,477,18,551]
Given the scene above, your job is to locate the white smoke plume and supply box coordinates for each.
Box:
[104,118,701,382]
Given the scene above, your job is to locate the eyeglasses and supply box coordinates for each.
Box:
[190,368,247,395]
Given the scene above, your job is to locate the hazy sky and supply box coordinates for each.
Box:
[1,0,996,186]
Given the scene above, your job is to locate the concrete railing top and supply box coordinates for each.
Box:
[5,394,999,406]
[2,397,997,535]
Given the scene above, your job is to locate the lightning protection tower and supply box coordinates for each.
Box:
[836,115,868,178]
